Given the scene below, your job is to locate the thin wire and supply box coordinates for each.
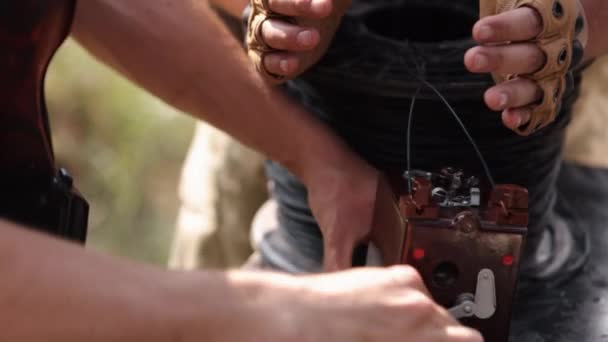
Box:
[406,76,496,188]
[406,86,421,194]
[397,44,496,188]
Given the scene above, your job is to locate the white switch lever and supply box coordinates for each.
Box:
[448,269,497,320]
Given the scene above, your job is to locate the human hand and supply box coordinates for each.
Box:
[300,152,404,272]
[245,0,352,83]
[225,267,483,342]
[465,1,587,134]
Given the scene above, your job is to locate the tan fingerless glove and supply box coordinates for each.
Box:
[245,0,350,84]
[480,0,587,135]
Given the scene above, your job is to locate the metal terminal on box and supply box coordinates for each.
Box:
[405,167,481,208]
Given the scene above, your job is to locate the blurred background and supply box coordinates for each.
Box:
[46,39,196,265]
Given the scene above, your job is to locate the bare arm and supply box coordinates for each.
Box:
[0,219,268,341]
[0,219,482,342]
[70,0,406,271]
[209,0,248,17]
[71,0,352,183]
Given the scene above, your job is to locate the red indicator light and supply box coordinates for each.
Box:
[502,255,515,266]
[413,248,425,260]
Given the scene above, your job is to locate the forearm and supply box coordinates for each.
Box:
[71,0,349,181]
[0,219,267,342]
[581,0,608,58]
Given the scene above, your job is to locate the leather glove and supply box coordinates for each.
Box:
[480,0,588,135]
[244,0,350,84]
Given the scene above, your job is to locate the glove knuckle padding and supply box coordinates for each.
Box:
[245,0,350,84]
[480,0,583,135]
[246,0,289,83]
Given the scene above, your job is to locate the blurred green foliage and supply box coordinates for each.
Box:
[46,39,196,265]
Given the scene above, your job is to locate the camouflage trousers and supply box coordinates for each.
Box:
[167,123,268,270]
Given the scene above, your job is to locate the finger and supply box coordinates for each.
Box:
[268,0,332,18]
[262,19,320,51]
[263,52,301,77]
[444,326,485,342]
[502,107,532,131]
[473,7,542,43]
[464,44,545,75]
[323,235,356,272]
[484,78,542,111]
[388,266,431,297]
[421,306,483,342]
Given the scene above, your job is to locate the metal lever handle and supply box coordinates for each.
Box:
[448,269,497,320]
[449,296,476,319]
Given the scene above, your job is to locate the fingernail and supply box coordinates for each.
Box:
[499,93,508,109]
[514,116,522,127]
[474,54,488,70]
[279,59,289,73]
[297,30,313,47]
[478,25,493,40]
[310,0,331,15]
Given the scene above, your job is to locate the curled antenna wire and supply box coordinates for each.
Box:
[406,86,421,194]
[405,76,496,191]
[398,43,495,190]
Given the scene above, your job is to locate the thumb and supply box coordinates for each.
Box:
[323,234,357,272]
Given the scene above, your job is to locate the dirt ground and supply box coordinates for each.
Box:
[564,56,608,167]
